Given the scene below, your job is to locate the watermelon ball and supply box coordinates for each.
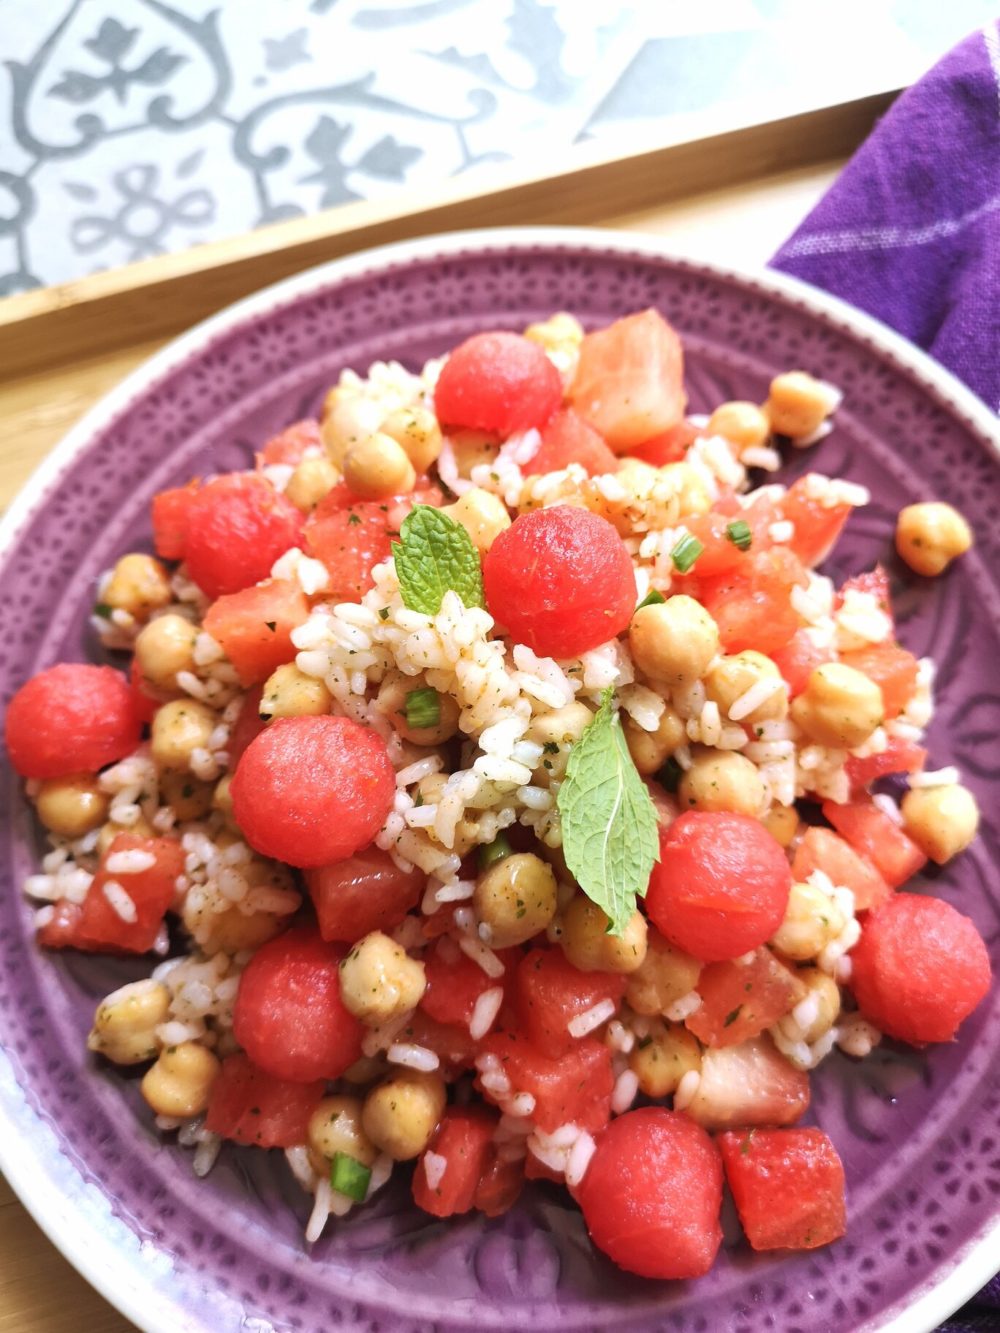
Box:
[230,715,395,868]
[5,663,142,779]
[849,892,991,1045]
[434,331,562,437]
[483,505,637,659]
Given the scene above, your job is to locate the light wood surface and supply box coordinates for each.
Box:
[0,156,841,1332]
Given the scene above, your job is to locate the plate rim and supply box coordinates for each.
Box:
[0,225,997,1333]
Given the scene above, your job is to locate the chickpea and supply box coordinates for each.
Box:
[285,455,339,511]
[150,699,217,771]
[662,462,713,518]
[524,311,584,354]
[412,774,479,857]
[705,651,787,725]
[141,1042,220,1118]
[629,595,719,687]
[376,674,460,746]
[706,402,770,452]
[134,613,197,690]
[760,802,800,848]
[678,748,766,817]
[796,968,841,1042]
[212,773,235,819]
[36,774,109,838]
[625,928,701,1015]
[339,931,426,1024]
[790,663,883,750]
[766,371,837,439]
[615,457,658,492]
[474,852,557,949]
[343,431,417,500]
[343,1055,388,1086]
[103,553,172,620]
[381,405,443,475]
[159,770,214,822]
[321,393,384,468]
[182,896,286,955]
[260,663,332,721]
[560,896,647,974]
[901,783,979,864]
[87,979,169,1065]
[441,488,511,555]
[362,1070,447,1160]
[623,706,685,776]
[526,702,593,749]
[448,428,499,479]
[308,1095,377,1176]
[96,815,155,858]
[770,881,845,962]
[628,1020,701,1098]
[895,502,973,577]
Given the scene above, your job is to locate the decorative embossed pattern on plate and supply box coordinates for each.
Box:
[0,238,997,1333]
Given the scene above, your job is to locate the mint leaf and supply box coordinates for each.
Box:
[556,688,659,935]
[393,504,484,614]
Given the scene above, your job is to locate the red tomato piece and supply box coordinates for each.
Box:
[152,479,199,560]
[205,1053,322,1147]
[76,834,183,954]
[684,1036,810,1130]
[849,893,991,1044]
[578,1108,723,1279]
[772,630,834,697]
[483,506,636,658]
[434,331,562,437]
[700,548,808,655]
[421,938,513,1029]
[777,478,852,568]
[412,1106,497,1218]
[791,826,890,912]
[845,736,926,790]
[5,663,141,779]
[822,799,926,888]
[227,685,265,767]
[232,927,362,1082]
[230,715,394,868]
[626,419,699,466]
[474,1150,525,1218]
[305,846,424,943]
[477,1031,613,1133]
[184,474,305,599]
[304,495,395,602]
[514,947,626,1058]
[686,949,805,1048]
[840,642,919,719]
[646,812,792,962]
[526,407,618,477]
[569,310,687,452]
[128,657,160,724]
[719,1128,847,1251]
[203,579,310,687]
[258,419,322,467]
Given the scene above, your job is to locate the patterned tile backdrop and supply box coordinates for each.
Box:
[0,0,998,291]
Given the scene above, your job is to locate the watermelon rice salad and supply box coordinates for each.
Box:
[4,309,989,1278]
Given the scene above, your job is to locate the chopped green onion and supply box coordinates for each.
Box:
[478,832,512,870]
[657,756,684,793]
[725,519,752,551]
[670,533,703,574]
[405,687,440,731]
[635,588,666,612]
[93,602,112,619]
[330,1151,371,1202]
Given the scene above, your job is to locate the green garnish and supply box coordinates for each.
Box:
[556,688,659,936]
[542,741,560,755]
[478,832,512,870]
[378,607,390,621]
[330,1152,371,1202]
[405,687,440,730]
[93,601,113,619]
[725,519,752,551]
[393,504,484,614]
[670,533,703,574]
[723,1006,743,1028]
[635,588,666,612]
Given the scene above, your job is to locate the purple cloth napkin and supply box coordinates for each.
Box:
[771,22,1000,414]
[773,24,1000,1330]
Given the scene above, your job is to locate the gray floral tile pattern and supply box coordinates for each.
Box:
[0,0,997,293]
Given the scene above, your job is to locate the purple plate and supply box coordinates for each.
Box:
[1,230,997,1333]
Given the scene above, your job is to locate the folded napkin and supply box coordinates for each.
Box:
[774,24,1000,1330]
[771,22,1000,414]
